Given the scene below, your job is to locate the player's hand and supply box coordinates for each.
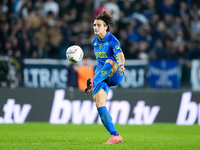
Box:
[118,64,125,74]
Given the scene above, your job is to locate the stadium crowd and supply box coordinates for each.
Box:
[0,0,200,62]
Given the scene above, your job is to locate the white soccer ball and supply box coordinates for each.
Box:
[66,45,84,62]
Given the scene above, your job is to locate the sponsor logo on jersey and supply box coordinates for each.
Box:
[95,52,108,59]
[100,70,107,77]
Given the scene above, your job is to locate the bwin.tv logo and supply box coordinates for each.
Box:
[0,99,32,124]
[176,92,200,125]
[49,89,160,125]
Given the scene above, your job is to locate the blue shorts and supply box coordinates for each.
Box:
[92,71,124,96]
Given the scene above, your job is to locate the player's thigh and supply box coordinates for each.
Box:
[93,89,107,108]
[93,80,110,96]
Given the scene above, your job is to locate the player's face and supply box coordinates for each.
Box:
[93,19,108,36]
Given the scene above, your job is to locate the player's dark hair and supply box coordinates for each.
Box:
[95,10,114,31]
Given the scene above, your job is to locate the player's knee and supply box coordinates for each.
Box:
[93,95,106,108]
[95,102,102,108]
[95,100,104,108]
[93,95,97,103]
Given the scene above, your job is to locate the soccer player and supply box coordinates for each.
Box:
[83,10,125,144]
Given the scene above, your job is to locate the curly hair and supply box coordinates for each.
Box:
[95,10,115,31]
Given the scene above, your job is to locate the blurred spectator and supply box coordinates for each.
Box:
[34,24,48,49]
[142,0,157,20]
[31,50,39,59]
[48,25,62,47]
[126,23,140,43]
[67,63,78,88]
[172,16,184,32]
[81,10,93,22]
[18,0,33,19]
[163,13,173,28]
[0,22,11,52]
[1,0,9,14]
[149,14,160,30]
[34,0,44,9]
[84,0,94,13]
[118,29,130,53]
[11,36,21,53]
[59,19,71,59]
[164,38,177,59]
[23,21,34,41]
[93,0,106,9]
[30,38,40,57]
[191,42,200,59]
[68,7,78,24]
[189,3,199,17]
[152,21,166,41]
[182,14,190,39]
[4,40,13,56]
[174,28,185,43]
[42,44,54,58]
[118,0,134,17]
[137,40,149,60]
[94,1,107,19]
[22,39,31,58]
[161,0,174,17]
[177,1,189,19]
[77,57,94,90]
[104,0,120,22]
[43,11,57,26]
[165,28,174,39]
[124,42,139,59]
[79,21,93,57]
[116,10,127,31]
[138,24,153,48]
[190,13,200,34]
[176,44,191,61]
[68,0,85,22]
[70,22,81,46]
[154,39,168,60]
[42,0,59,17]
[58,0,68,18]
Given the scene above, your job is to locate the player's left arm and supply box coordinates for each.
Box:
[116,52,125,74]
[111,39,125,74]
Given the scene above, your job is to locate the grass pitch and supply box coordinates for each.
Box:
[0,123,199,150]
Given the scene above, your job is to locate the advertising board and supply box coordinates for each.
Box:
[0,88,199,125]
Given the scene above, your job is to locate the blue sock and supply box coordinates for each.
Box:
[93,63,112,88]
[97,106,118,136]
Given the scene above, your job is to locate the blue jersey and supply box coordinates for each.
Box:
[91,32,123,74]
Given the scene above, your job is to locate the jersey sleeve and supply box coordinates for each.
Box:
[91,36,96,46]
[111,39,123,55]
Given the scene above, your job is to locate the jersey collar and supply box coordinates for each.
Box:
[98,32,110,43]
